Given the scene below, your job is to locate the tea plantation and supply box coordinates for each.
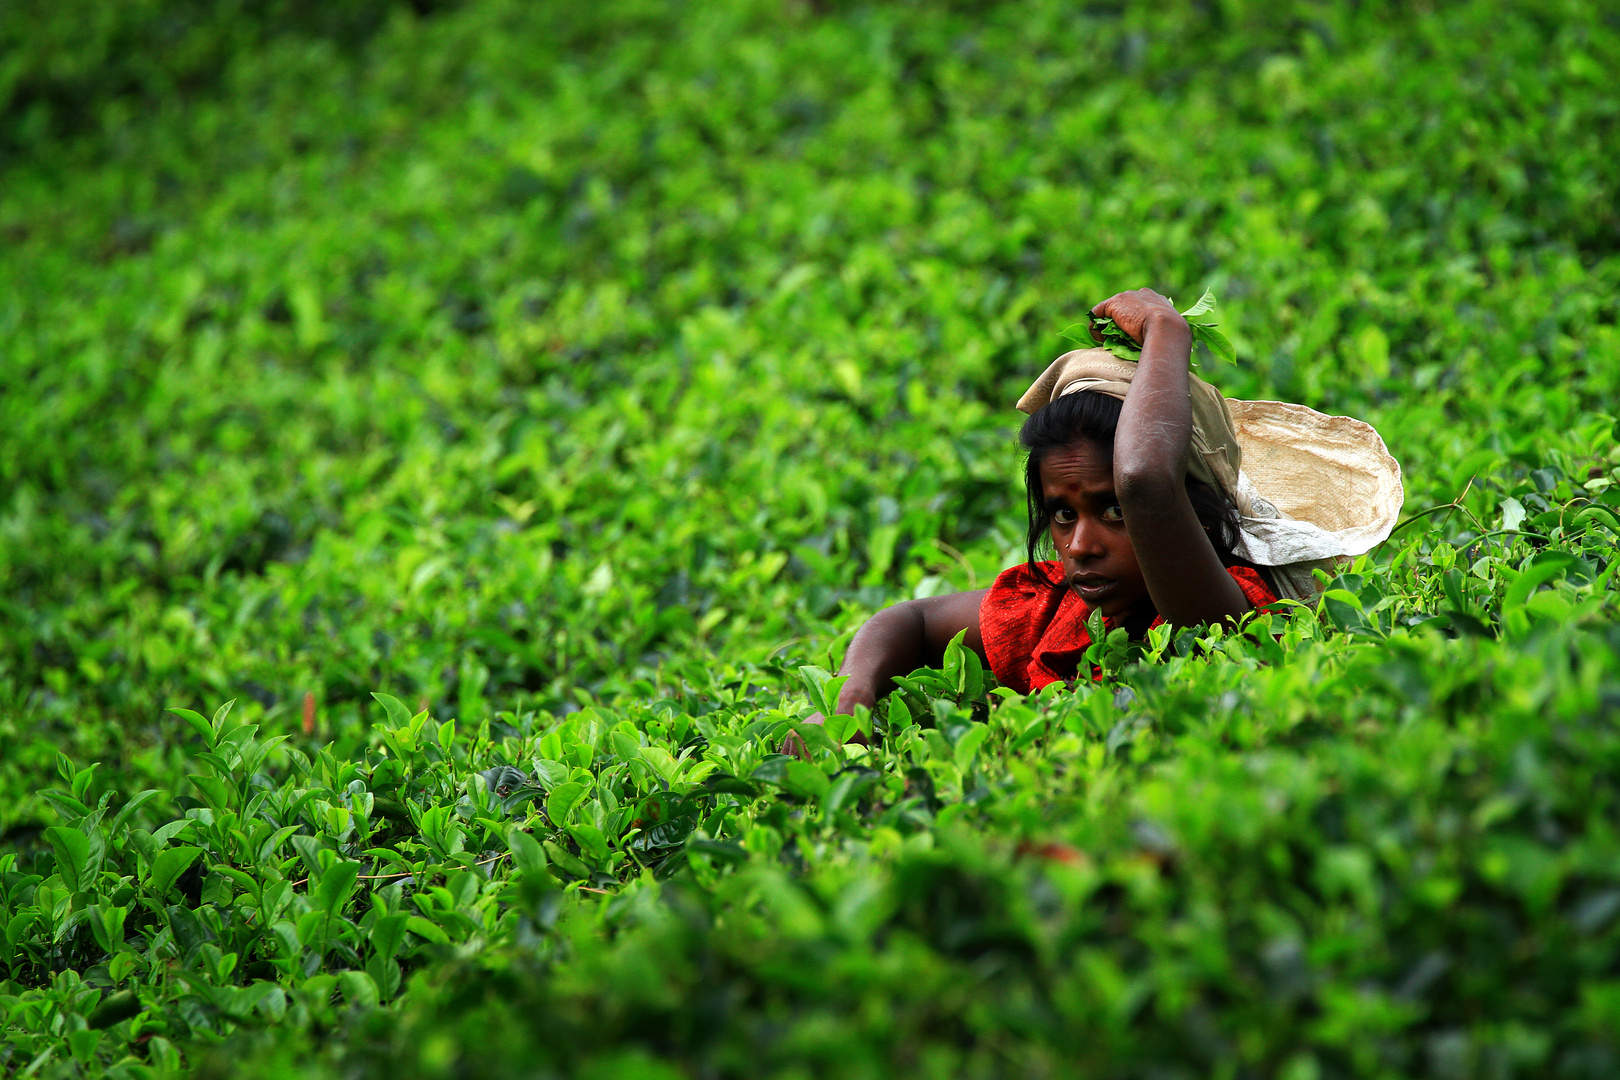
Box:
[3,1,1620,1076]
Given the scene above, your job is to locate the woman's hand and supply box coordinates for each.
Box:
[781,714,826,762]
[781,723,814,761]
[1092,288,1188,347]
[780,713,871,762]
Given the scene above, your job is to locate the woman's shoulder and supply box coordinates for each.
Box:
[979,561,1076,695]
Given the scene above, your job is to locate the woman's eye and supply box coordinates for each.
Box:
[1052,508,1077,525]
[1102,504,1125,522]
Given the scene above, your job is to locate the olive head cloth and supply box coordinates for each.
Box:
[1018,348,1405,601]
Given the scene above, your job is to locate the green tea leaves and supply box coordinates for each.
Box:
[797,665,848,718]
[147,846,203,897]
[314,860,362,917]
[507,827,548,876]
[1499,496,1527,532]
[371,693,414,730]
[952,724,989,773]
[85,903,129,955]
[169,708,217,748]
[1058,289,1234,370]
[1057,321,1102,349]
[1180,287,1217,318]
[1190,323,1236,364]
[545,782,588,827]
[87,991,142,1030]
[43,827,94,893]
[405,916,450,946]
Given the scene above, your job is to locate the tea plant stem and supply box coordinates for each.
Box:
[1390,476,1486,535]
[287,852,509,890]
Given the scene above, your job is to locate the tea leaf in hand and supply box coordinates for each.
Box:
[1191,324,1236,364]
[1179,287,1217,318]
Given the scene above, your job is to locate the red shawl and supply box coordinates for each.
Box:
[979,561,1277,693]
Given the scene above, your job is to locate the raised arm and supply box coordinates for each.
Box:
[1093,289,1251,627]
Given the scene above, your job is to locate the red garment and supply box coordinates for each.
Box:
[978,561,1277,693]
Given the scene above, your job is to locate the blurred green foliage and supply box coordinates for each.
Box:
[2,0,1620,1076]
[0,0,464,155]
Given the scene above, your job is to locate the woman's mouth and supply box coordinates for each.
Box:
[1069,574,1115,603]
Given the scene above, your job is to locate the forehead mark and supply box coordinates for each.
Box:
[1039,442,1116,499]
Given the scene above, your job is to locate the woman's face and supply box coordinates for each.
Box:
[1039,441,1151,620]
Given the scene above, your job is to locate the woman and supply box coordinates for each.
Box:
[801,287,1402,729]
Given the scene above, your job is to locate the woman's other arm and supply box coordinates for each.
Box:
[830,589,989,715]
[1094,288,1251,627]
[784,589,987,757]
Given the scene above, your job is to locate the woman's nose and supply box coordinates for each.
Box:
[1065,517,1106,558]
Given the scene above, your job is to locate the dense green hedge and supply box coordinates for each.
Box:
[2,0,1619,1076]
[220,618,1620,1080]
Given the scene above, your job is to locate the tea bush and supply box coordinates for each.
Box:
[2,0,1619,1076]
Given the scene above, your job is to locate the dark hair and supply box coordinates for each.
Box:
[1019,391,1242,569]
